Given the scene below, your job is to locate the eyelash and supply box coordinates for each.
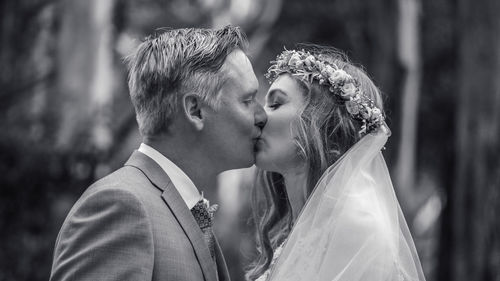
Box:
[268,103,281,110]
[243,95,256,103]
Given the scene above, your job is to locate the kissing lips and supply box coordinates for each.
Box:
[253,137,265,152]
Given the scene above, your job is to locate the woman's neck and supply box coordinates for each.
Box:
[282,166,309,221]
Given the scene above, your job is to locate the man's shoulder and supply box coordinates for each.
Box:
[76,165,155,205]
[92,165,147,188]
[60,165,161,226]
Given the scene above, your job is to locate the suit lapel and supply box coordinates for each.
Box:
[125,151,218,281]
[161,182,218,281]
[214,236,231,281]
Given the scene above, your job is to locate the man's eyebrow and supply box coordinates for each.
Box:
[243,89,258,97]
[242,90,258,101]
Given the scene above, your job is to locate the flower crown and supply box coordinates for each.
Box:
[266,49,385,135]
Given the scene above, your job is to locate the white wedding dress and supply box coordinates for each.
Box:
[258,127,426,281]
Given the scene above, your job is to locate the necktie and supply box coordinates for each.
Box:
[191,199,218,261]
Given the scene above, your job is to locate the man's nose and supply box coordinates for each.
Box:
[255,103,267,129]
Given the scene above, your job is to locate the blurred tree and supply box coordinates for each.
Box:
[417,0,458,278]
[447,0,500,280]
[0,1,63,280]
[0,0,121,279]
[394,0,422,213]
[56,0,116,152]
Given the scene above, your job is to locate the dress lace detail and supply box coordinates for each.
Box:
[255,242,285,281]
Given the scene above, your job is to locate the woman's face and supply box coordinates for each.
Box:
[255,74,306,173]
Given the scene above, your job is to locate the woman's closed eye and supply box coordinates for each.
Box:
[268,102,282,110]
[266,90,288,110]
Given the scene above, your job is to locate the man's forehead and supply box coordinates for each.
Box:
[222,49,257,85]
[224,49,249,68]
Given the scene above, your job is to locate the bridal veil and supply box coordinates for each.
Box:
[267,127,426,281]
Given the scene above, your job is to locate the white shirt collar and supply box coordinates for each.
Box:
[138,143,202,209]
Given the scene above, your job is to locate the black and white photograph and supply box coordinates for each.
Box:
[1,0,499,280]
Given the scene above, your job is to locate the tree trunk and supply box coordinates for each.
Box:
[452,0,500,280]
[56,0,116,152]
[395,0,422,214]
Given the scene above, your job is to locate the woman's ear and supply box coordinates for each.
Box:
[182,93,204,131]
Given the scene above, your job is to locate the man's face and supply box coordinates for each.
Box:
[202,49,267,171]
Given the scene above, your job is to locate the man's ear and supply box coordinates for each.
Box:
[182,93,204,131]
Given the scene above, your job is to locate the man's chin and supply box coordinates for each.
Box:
[226,155,255,171]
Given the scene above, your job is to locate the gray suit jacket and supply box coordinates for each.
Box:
[50,151,230,281]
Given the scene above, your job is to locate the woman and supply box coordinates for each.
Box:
[248,45,425,281]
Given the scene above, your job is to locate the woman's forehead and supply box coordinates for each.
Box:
[267,75,304,100]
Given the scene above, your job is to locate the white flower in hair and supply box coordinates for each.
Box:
[304,55,315,69]
[266,49,385,135]
[288,53,302,67]
[346,100,360,115]
[328,69,349,84]
[361,107,372,120]
[341,82,357,99]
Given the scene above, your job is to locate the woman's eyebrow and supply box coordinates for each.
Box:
[267,89,287,100]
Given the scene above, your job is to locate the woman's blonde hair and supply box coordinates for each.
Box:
[247,44,384,280]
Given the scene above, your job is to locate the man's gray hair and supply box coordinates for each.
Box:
[126,25,248,137]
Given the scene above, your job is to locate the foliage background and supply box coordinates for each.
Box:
[1,0,499,280]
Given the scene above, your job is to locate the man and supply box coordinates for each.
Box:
[50,25,266,281]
